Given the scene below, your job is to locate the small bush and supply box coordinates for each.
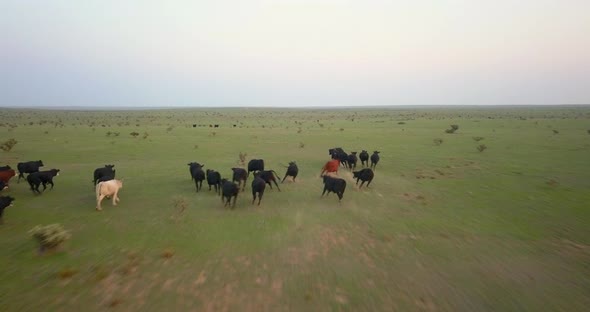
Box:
[472,136,484,142]
[161,249,175,259]
[238,152,247,165]
[445,129,455,134]
[398,121,406,125]
[142,132,149,139]
[450,124,459,131]
[106,131,112,137]
[29,224,71,253]
[339,128,344,131]
[552,129,559,135]
[477,144,487,152]
[299,142,305,148]
[130,131,139,137]
[433,138,443,146]
[0,138,18,152]
[587,129,590,134]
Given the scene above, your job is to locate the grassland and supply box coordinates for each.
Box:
[0,106,589,311]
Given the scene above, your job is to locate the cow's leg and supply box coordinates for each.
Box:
[96,195,106,210]
[272,179,281,192]
[337,191,343,201]
[267,182,272,190]
[366,179,372,188]
[257,191,263,205]
[232,195,237,208]
[359,180,366,189]
[252,192,256,205]
[281,174,288,183]
[112,191,119,206]
[321,186,327,197]
[49,180,54,190]
[194,180,200,192]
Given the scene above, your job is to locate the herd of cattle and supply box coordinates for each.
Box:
[0,148,380,221]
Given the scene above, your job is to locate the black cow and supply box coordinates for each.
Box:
[93,164,115,185]
[221,179,239,208]
[247,159,265,176]
[254,170,281,191]
[251,176,266,205]
[329,148,348,168]
[27,169,60,194]
[0,196,15,224]
[370,151,380,170]
[321,175,346,201]
[206,169,222,194]
[17,160,44,183]
[281,161,299,183]
[359,150,369,167]
[188,162,205,192]
[0,181,7,192]
[347,152,358,171]
[231,168,248,191]
[0,165,11,171]
[353,168,374,189]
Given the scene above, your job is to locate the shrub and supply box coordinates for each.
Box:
[433,138,443,146]
[238,152,247,165]
[29,224,71,253]
[552,129,559,135]
[477,144,487,152]
[398,121,406,125]
[587,129,590,134]
[106,131,112,137]
[0,138,18,152]
[142,132,149,139]
[472,136,484,142]
[445,129,455,134]
[130,131,139,137]
[339,128,344,131]
[299,142,305,148]
[450,125,459,130]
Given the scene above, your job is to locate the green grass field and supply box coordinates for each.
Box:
[1,106,589,311]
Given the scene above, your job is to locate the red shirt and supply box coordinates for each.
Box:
[322,159,340,173]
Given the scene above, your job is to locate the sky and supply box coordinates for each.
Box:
[1,0,589,107]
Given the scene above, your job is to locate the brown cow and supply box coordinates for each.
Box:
[95,179,123,211]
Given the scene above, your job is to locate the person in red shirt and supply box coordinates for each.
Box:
[321,159,340,177]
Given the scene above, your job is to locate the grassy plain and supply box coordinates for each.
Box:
[0,106,589,311]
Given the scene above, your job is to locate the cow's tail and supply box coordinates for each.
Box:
[95,182,102,201]
[270,170,280,180]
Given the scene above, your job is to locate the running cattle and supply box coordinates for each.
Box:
[359,150,369,167]
[231,168,248,191]
[206,169,222,194]
[253,170,281,191]
[221,179,239,208]
[0,165,11,171]
[27,169,60,194]
[347,152,358,171]
[17,160,44,183]
[96,179,123,211]
[353,168,374,189]
[329,148,348,168]
[0,196,15,224]
[93,165,115,185]
[370,151,380,170]
[321,175,346,201]
[0,169,16,184]
[188,163,205,192]
[247,159,265,176]
[251,176,266,205]
[281,161,299,183]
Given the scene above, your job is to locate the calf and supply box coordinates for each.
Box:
[370,151,380,170]
[93,164,115,185]
[353,168,374,189]
[359,150,369,167]
[17,160,44,183]
[321,175,346,201]
[221,179,239,208]
[281,161,298,183]
[0,196,15,224]
[189,163,205,192]
[231,167,248,191]
[27,169,60,194]
[247,159,265,176]
[251,176,266,205]
[0,165,11,171]
[0,169,16,184]
[253,170,281,191]
[0,181,7,192]
[347,152,358,171]
[206,169,222,194]
[96,179,123,211]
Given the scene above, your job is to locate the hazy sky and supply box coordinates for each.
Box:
[1,0,589,107]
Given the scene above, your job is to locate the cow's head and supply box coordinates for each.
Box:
[53,169,61,176]
[352,171,359,178]
[1,196,15,207]
[105,164,115,169]
[373,151,380,154]
[288,161,296,167]
[38,160,44,166]
[351,152,357,155]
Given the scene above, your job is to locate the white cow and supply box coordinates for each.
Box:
[96,179,123,211]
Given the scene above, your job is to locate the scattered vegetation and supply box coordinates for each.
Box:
[238,152,247,165]
[130,131,140,138]
[29,224,71,253]
[161,249,175,259]
[299,142,305,148]
[0,138,18,152]
[142,131,149,139]
[433,138,443,146]
[477,144,487,152]
[472,136,484,142]
[553,129,559,134]
[445,124,460,134]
